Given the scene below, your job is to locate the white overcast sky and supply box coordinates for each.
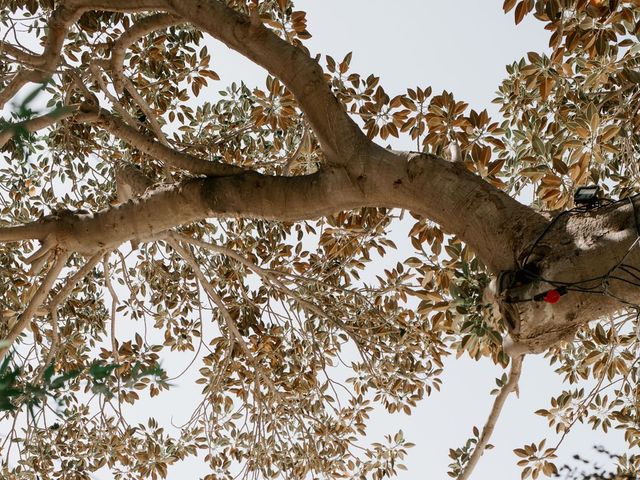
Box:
[1,1,633,479]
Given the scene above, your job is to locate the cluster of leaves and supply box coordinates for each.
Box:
[447,426,488,478]
[324,53,508,190]
[497,0,640,207]
[0,354,168,413]
[556,446,640,479]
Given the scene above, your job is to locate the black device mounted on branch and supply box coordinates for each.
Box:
[574,185,600,208]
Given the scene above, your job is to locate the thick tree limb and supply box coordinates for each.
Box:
[168,0,368,165]
[114,164,154,203]
[2,0,636,360]
[458,355,524,480]
[0,151,543,270]
[0,222,56,243]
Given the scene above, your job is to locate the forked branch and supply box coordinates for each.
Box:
[0,0,171,109]
[0,250,69,360]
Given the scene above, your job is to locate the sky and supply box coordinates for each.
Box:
[0,1,633,479]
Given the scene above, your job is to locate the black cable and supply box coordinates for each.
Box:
[520,209,571,269]
[506,193,640,304]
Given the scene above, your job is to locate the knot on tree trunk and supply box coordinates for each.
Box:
[115,164,154,203]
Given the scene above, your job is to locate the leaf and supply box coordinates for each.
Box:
[600,125,619,143]
[88,362,118,381]
[514,1,528,24]
[200,70,220,81]
[503,0,517,12]
[532,136,545,156]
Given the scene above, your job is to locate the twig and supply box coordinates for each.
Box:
[168,232,375,358]
[87,64,139,129]
[458,355,524,480]
[166,237,280,395]
[283,122,309,176]
[102,253,120,362]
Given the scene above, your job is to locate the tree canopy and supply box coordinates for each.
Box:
[1,0,640,478]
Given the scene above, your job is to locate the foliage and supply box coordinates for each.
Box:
[556,446,640,479]
[0,0,639,479]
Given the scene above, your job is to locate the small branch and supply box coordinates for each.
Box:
[35,250,105,379]
[0,106,77,149]
[169,232,374,353]
[167,237,279,393]
[0,42,40,65]
[41,309,60,374]
[283,123,309,176]
[47,251,104,308]
[458,355,524,480]
[119,74,174,180]
[102,253,120,362]
[122,76,167,143]
[110,13,181,94]
[0,250,70,360]
[87,64,139,128]
[95,109,244,176]
[0,70,43,110]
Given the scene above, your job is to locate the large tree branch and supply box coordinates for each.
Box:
[3,141,640,355]
[0,149,543,269]
[167,0,368,165]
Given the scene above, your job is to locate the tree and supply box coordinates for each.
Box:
[0,0,640,478]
